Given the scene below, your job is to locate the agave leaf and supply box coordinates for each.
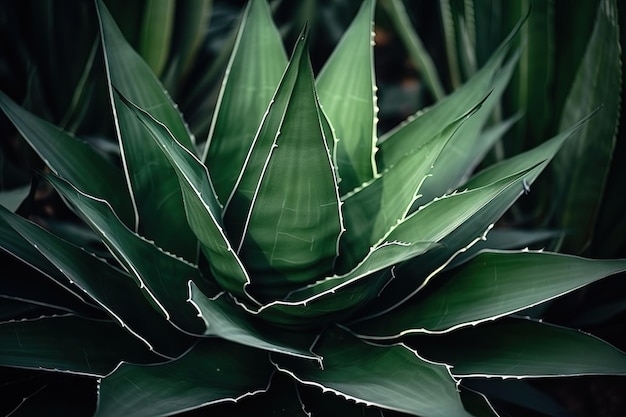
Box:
[385,169,531,245]
[350,251,626,338]
[188,283,322,362]
[445,228,558,270]
[223,27,308,246]
[115,92,255,305]
[96,0,197,261]
[360,168,540,317]
[0,205,196,358]
[413,317,626,378]
[0,315,155,377]
[255,168,530,327]
[95,339,274,417]
[46,174,205,335]
[137,0,174,77]
[341,99,484,267]
[272,326,472,417]
[0,91,133,225]
[213,27,342,301]
[464,113,593,189]
[316,0,377,193]
[553,0,621,253]
[365,119,587,314]
[254,242,434,328]
[237,43,342,301]
[376,18,521,169]
[415,53,520,204]
[0,210,103,314]
[203,0,288,203]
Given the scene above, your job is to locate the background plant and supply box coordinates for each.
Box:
[0,0,624,416]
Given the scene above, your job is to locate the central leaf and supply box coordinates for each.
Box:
[237,31,343,302]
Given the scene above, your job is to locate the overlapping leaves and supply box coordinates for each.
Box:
[0,0,624,416]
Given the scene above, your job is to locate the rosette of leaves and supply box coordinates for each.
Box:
[0,0,625,416]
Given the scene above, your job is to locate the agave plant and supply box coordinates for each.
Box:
[1,0,625,416]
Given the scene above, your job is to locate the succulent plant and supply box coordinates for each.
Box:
[1,0,625,416]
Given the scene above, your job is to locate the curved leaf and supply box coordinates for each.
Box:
[223,26,309,248]
[376,19,521,169]
[253,241,434,328]
[0,205,195,358]
[0,315,155,377]
[316,0,377,193]
[116,92,255,305]
[412,317,626,377]
[46,174,205,335]
[272,326,471,417]
[188,283,321,362]
[341,99,484,267]
[203,0,288,203]
[351,251,626,338]
[96,0,197,261]
[236,32,342,301]
[253,168,531,328]
[95,339,274,417]
[0,91,133,224]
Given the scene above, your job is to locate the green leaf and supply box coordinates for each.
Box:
[384,169,531,246]
[95,339,274,417]
[203,0,288,203]
[0,211,102,314]
[350,251,626,338]
[0,91,133,224]
[416,54,520,204]
[115,92,254,305]
[412,318,626,377]
[254,241,434,328]
[0,315,154,377]
[464,113,593,190]
[0,205,195,358]
[188,283,321,362]
[255,168,531,328]
[316,0,377,193]
[137,0,174,77]
[377,20,519,170]
[222,27,311,252]
[96,0,197,261]
[553,0,621,253]
[235,33,342,302]
[46,174,205,335]
[341,99,484,266]
[272,326,471,417]
[362,162,544,317]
